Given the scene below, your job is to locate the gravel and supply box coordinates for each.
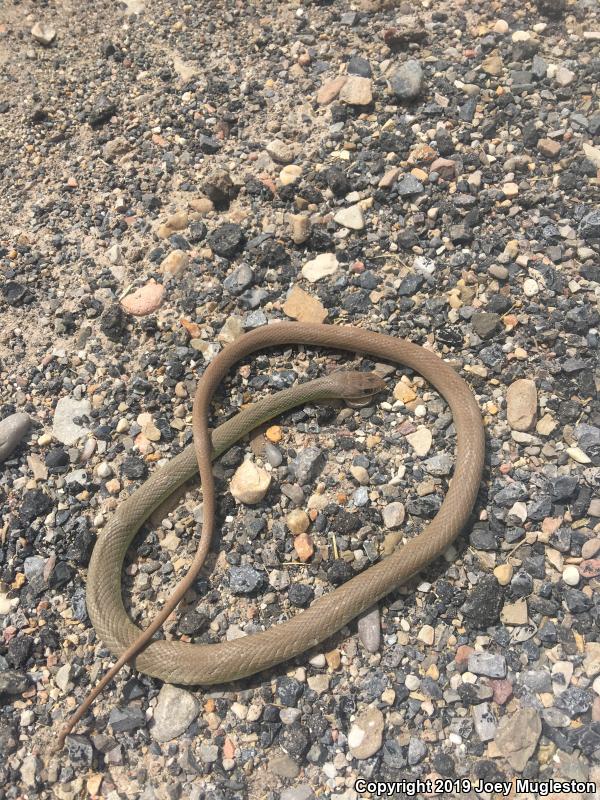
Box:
[1,0,599,796]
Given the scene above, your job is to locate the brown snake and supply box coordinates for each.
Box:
[57,323,484,746]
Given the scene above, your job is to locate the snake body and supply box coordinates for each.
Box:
[60,324,484,742]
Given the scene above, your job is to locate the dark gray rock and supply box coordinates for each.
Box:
[289,447,326,484]
[207,223,245,258]
[108,707,146,733]
[229,565,264,594]
[347,56,372,77]
[223,263,254,295]
[389,60,424,101]
[461,576,504,628]
[579,210,600,241]
[396,174,424,197]
[472,312,501,339]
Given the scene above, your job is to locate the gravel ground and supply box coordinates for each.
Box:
[1,0,599,798]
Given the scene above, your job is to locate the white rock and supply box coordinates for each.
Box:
[555,66,575,87]
[230,460,271,504]
[55,663,72,692]
[562,565,580,587]
[583,143,600,169]
[334,204,365,230]
[406,428,432,457]
[152,685,200,741]
[348,707,384,759]
[302,253,339,283]
[339,76,373,106]
[418,625,435,645]
[506,379,537,431]
[382,502,405,529]
[52,397,91,445]
[357,606,381,653]
[266,139,299,165]
[31,22,56,45]
[0,412,31,463]
[566,447,591,465]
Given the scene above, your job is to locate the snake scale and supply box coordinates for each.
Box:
[58,323,484,745]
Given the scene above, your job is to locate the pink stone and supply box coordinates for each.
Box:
[317,76,347,105]
[455,645,474,666]
[121,281,165,316]
[430,157,457,180]
[579,559,600,578]
[490,678,513,705]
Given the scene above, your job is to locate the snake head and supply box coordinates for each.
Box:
[333,370,387,401]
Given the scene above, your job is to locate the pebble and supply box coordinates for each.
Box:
[199,744,219,763]
[522,278,539,297]
[334,204,365,231]
[406,428,432,457]
[396,174,424,197]
[468,652,507,678]
[280,786,315,800]
[482,54,503,76]
[108,707,146,733]
[294,533,314,561]
[230,460,271,504]
[280,165,302,186]
[357,607,381,653]
[266,140,299,165]
[381,502,405,529]
[317,76,347,105]
[407,737,427,765]
[506,379,537,431]
[418,625,435,645]
[584,644,600,678]
[348,707,384,759]
[31,22,56,45]
[52,397,91,445]
[54,662,72,693]
[494,708,541,772]
[289,214,311,245]
[538,138,561,158]
[121,281,165,316]
[339,76,373,106]
[289,447,325,484]
[473,703,497,742]
[269,752,300,779]
[501,599,529,626]
[562,565,580,586]
[229,565,263,595]
[160,249,189,277]
[0,413,30,463]
[152,685,200,741]
[286,509,310,534]
[555,66,575,87]
[424,453,453,476]
[582,143,600,169]
[283,286,327,324]
[20,755,40,787]
[302,253,339,283]
[207,224,245,259]
[494,563,514,586]
[389,60,424,101]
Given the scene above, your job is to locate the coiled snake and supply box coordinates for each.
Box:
[58,323,484,745]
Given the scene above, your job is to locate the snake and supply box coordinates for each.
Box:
[57,323,484,745]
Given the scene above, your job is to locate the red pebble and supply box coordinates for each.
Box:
[490,679,513,705]
[455,645,474,665]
